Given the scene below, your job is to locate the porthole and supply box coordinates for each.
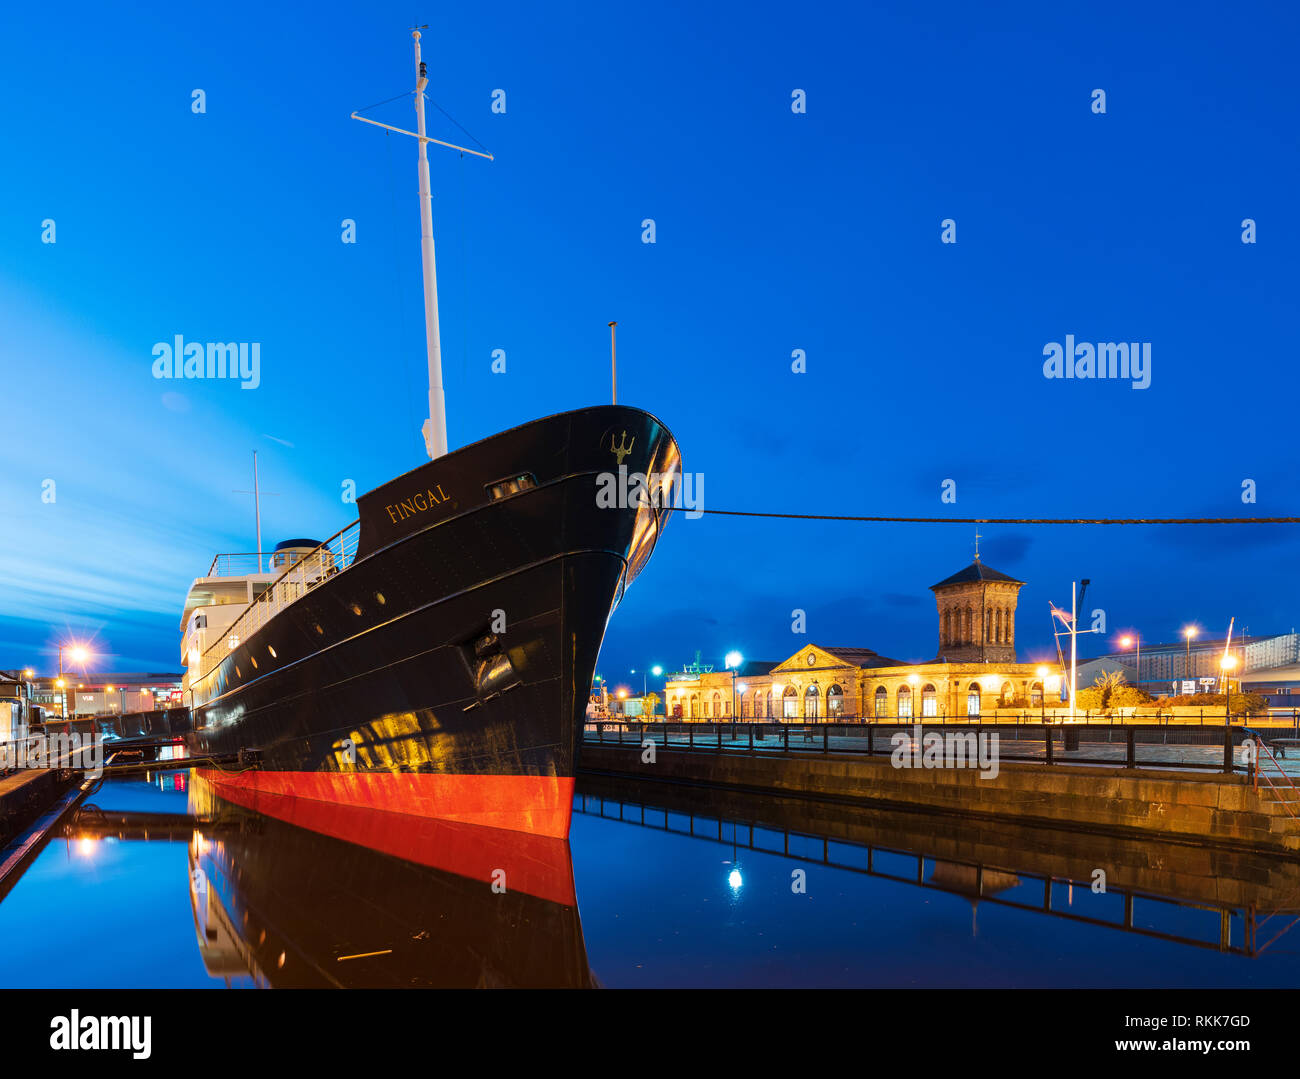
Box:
[375,592,386,605]
[235,666,241,678]
[351,604,363,616]
[313,623,324,635]
[250,656,258,669]
[268,645,277,658]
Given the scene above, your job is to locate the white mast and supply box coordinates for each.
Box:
[350,31,493,460]
[412,30,447,460]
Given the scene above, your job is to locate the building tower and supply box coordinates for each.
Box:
[930,554,1025,664]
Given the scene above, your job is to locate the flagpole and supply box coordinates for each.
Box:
[1069,580,1078,722]
[253,450,263,574]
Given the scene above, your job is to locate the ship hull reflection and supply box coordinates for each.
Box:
[187,775,592,988]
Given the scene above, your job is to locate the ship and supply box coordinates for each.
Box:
[178,29,679,842]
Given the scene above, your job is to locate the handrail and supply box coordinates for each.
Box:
[204,553,272,577]
[1244,727,1300,820]
[197,520,360,680]
[583,719,1247,774]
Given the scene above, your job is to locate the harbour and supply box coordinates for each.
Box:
[3,0,1299,1056]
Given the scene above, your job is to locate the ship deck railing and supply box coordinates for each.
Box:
[204,553,275,577]
[198,521,360,680]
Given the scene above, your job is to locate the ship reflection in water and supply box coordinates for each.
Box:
[4,765,1300,988]
[186,775,593,988]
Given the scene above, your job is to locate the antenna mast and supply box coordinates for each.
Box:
[253,451,262,572]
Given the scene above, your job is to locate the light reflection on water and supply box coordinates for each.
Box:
[0,769,1297,988]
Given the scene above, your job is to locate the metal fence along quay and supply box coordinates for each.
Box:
[582,719,1293,777]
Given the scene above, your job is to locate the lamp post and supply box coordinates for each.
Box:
[1036,665,1049,724]
[650,665,663,719]
[907,673,920,721]
[725,651,743,721]
[1183,626,1198,686]
[57,644,89,722]
[1119,634,1140,691]
[1222,655,1237,726]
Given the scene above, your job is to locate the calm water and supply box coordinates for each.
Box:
[1,768,1297,988]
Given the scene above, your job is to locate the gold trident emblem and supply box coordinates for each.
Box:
[611,430,635,465]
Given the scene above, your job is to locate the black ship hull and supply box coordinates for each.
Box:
[184,405,679,840]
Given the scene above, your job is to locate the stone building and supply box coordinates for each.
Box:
[663,555,1060,722]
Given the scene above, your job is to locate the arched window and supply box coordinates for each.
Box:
[805,683,820,721]
[1000,681,1014,706]
[690,693,699,719]
[965,606,974,643]
[711,691,721,718]
[898,684,913,718]
[763,689,772,719]
[966,682,981,717]
[827,684,844,717]
[922,683,937,717]
[1030,682,1043,707]
[782,685,798,719]
[943,609,951,645]
[874,685,888,718]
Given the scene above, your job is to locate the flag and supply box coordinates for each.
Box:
[1050,604,1073,625]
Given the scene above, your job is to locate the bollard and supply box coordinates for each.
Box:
[1126,728,1136,769]
[1223,729,1233,774]
[1044,725,1054,764]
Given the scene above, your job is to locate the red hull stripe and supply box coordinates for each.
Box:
[196,771,578,906]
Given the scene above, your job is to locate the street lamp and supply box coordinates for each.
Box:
[1036,665,1049,724]
[57,643,90,721]
[650,665,663,719]
[1183,626,1198,685]
[725,651,744,721]
[1221,655,1238,725]
[907,672,920,720]
[1119,634,1140,691]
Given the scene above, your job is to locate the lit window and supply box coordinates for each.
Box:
[488,473,537,500]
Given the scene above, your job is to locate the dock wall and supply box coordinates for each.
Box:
[578,745,1300,854]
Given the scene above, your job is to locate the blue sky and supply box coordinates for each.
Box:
[1,1,1297,683]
